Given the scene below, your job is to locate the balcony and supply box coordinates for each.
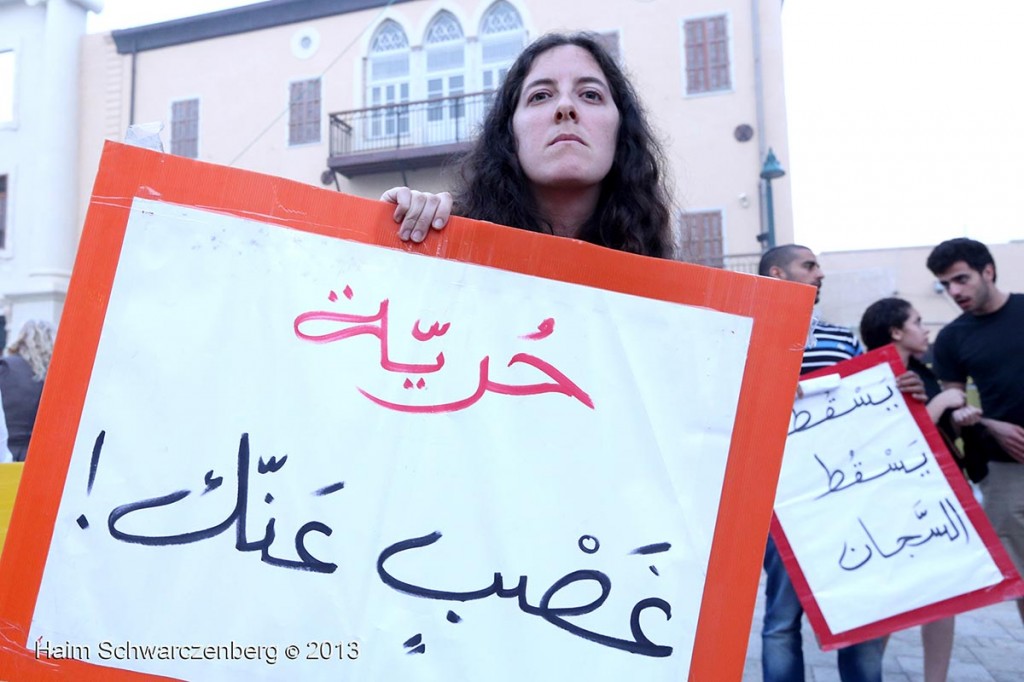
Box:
[721,252,763,274]
[328,92,493,177]
[678,251,762,274]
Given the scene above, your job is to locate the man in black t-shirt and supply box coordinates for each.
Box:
[928,237,1024,624]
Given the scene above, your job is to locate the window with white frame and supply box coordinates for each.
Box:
[289,78,321,145]
[683,15,730,95]
[0,50,14,124]
[0,174,8,250]
[170,98,199,158]
[425,12,466,128]
[479,1,525,95]
[367,20,410,139]
[679,210,724,267]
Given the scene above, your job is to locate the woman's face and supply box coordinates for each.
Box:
[511,44,621,194]
[892,307,930,355]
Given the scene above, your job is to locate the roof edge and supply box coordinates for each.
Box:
[111,0,412,54]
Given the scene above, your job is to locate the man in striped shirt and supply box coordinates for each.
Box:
[801,320,864,376]
[757,244,883,682]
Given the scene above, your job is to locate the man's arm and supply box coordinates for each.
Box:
[979,418,1024,463]
[937,380,988,428]
[941,380,1024,462]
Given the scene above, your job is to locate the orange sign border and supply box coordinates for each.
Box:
[0,142,814,681]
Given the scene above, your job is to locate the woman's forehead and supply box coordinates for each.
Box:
[525,44,607,82]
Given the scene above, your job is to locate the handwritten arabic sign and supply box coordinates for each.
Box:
[0,142,815,681]
[773,347,1024,649]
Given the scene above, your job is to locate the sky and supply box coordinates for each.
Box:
[780,1,1024,253]
[83,0,1024,253]
[85,0,252,33]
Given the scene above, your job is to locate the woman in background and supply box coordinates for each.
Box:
[859,297,981,682]
[0,320,55,462]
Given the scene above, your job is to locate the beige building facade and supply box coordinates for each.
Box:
[6,0,1021,346]
[0,0,100,342]
[76,0,793,269]
[817,240,1024,338]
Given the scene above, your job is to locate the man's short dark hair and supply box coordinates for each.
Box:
[758,244,811,277]
[926,238,996,281]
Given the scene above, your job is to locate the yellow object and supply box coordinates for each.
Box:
[0,463,24,556]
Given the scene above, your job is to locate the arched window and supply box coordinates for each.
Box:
[367,20,410,138]
[424,12,466,127]
[479,1,525,94]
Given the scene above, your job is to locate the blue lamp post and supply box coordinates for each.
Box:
[757,148,786,250]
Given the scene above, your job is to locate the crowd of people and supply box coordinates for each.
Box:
[378,30,1022,681]
[758,240,1022,682]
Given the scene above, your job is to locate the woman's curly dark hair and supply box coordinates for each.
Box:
[453,33,673,259]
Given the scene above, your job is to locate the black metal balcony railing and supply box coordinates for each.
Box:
[677,251,763,273]
[328,91,494,176]
[721,252,763,274]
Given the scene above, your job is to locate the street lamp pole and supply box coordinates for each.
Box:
[757,147,786,250]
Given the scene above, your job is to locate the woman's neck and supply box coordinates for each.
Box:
[895,344,912,368]
[531,185,601,238]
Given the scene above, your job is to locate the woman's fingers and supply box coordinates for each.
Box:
[380,188,453,243]
[381,186,412,224]
[402,191,453,242]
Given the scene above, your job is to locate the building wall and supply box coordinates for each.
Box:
[1,0,93,338]
[76,0,792,260]
[817,241,1024,337]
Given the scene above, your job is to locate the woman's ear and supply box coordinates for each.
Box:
[890,326,903,342]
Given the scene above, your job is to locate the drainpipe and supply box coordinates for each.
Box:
[751,0,769,244]
[129,47,137,125]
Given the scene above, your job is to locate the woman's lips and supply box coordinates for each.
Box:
[550,134,585,146]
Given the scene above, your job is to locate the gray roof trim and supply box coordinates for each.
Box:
[111,0,416,54]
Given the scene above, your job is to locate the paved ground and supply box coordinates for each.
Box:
[742,574,1024,681]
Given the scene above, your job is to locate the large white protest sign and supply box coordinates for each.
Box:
[773,348,1024,647]
[0,143,814,681]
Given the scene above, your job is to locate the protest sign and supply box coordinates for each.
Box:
[0,142,814,681]
[772,346,1024,649]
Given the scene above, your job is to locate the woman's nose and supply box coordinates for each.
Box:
[555,101,578,122]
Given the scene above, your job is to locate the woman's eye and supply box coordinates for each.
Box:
[526,91,550,103]
[581,90,603,102]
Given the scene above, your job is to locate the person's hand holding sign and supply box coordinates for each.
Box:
[381,187,453,244]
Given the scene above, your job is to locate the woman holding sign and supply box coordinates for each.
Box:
[381,32,673,258]
[860,297,982,682]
